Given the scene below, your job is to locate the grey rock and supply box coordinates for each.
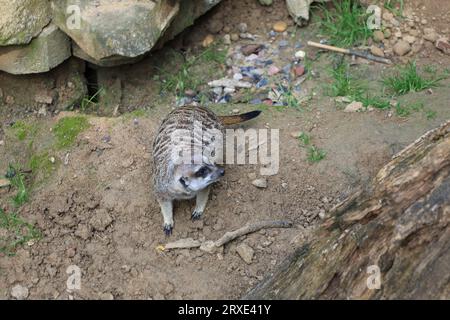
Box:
[236,243,254,264]
[11,285,29,300]
[0,24,71,75]
[0,0,51,45]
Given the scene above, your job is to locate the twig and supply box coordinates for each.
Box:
[307,41,392,65]
[161,220,293,251]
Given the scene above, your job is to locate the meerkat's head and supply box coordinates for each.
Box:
[173,163,225,193]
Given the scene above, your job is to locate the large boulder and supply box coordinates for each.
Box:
[0,0,52,46]
[0,24,71,75]
[51,0,180,66]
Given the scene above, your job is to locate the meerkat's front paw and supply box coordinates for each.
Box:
[191,210,204,221]
[163,223,173,236]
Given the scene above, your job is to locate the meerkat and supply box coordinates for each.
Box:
[152,106,261,235]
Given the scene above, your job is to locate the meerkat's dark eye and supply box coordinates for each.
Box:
[195,166,210,177]
[179,177,188,188]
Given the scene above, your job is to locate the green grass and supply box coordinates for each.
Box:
[160,45,227,96]
[80,88,104,112]
[0,208,41,256]
[6,165,29,207]
[384,0,404,17]
[53,116,90,149]
[318,0,373,47]
[11,121,37,141]
[383,61,446,95]
[298,132,311,146]
[307,146,327,163]
[327,62,363,97]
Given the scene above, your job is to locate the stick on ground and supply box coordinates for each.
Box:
[162,220,293,251]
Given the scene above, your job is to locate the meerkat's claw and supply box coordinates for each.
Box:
[191,210,203,221]
[163,224,173,236]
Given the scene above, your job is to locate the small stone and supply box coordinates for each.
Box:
[66,247,76,258]
[294,50,306,59]
[268,65,280,75]
[382,11,394,22]
[231,33,239,41]
[318,209,326,219]
[436,38,450,55]
[75,224,91,240]
[421,19,427,25]
[393,40,411,56]
[6,95,14,105]
[223,34,231,45]
[370,45,385,57]
[394,31,402,38]
[11,285,29,300]
[49,157,56,164]
[403,35,416,44]
[252,178,267,188]
[238,22,248,33]
[241,44,263,56]
[248,172,257,180]
[202,34,214,48]
[236,243,254,264]
[293,65,305,77]
[232,109,240,114]
[384,29,392,39]
[344,101,363,112]
[273,21,287,32]
[423,29,438,42]
[223,26,231,33]
[373,30,385,42]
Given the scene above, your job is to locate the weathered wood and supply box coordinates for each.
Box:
[245,121,450,299]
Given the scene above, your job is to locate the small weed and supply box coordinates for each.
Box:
[307,146,327,163]
[0,208,41,256]
[318,0,373,47]
[356,93,391,109]
[394,102,411,117]
[383,61,446,95]
[384,0,404,16]
[80,88,104,112]
[11,121,37,141]
[425,110,437,120]
[327,62,363,97]
[28,152,56,184]
[6,165,29,207]
[53,116,90,149]
[298,132,311,146]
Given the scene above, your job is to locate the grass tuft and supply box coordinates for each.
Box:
[307,146,327,163]
[383,61,446,95]
[53,116,90,149]
[6,165,29,207]
[318,0,373,47]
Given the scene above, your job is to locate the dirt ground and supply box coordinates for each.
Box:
[1,0,450,299]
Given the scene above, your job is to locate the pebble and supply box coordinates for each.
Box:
[344,101,363,112]
[202,34,214,47]
[403,35,416,44]
[232,109,240,114]
[423,28,439,42]
[370,45,385,57]
[241,44,263,56]
[230,33,239,41]
[293,65,305,77]
[11,285,29,300]
[223,34,231,45]
[252,178,268,188]
[89,209,113,231]
[0,178,11,188]
[294,50,306,59]
[268,65,280,75]
[236,243,254,264]
[384,29,392,39]
[436,38,450,55]
[273,21,287,32]
[373,30,385,42]
[238,22,248,33]
[393,40,411,56]
[318,209,326,219]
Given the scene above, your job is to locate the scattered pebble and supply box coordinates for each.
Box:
[238,22,248,33]
[268,65,280,75]
[393,40,411,56]
[202,34,214,47]
[273,21,287,33]
[370,45,385,57]
[223,34,231,45]
[252,178,268,188]
[89,209,113,231]
[436,38,450,55]
[236,243,254,264]
[241,44,263,56]
[230,33,239,41]
[318,209,326,219]
[11,285,29,300]
[294,50,306,59]
[293,65,305,77]
[373,30,385,42]
[344,101,363,113]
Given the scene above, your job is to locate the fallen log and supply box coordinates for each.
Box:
[245,121,450,299]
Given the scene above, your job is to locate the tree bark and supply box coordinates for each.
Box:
[245,121,450,299]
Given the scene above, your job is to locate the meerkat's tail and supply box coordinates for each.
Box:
[218,110,262,126]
